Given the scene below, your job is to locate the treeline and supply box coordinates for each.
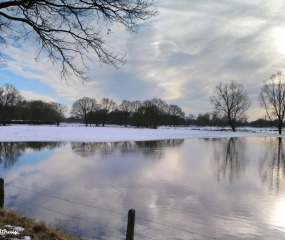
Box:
[0,83,277,128]
[70,97,274,128]
[189,112,276,128]
[70,97,185,128]
[0,83,186,128]
[0,84,67,126]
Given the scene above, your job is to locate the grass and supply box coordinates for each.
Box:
[0,208,81,240]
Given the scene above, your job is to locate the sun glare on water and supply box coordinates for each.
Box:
[273,199,285,229]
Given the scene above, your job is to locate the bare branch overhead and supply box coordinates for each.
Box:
[0,0,157,82]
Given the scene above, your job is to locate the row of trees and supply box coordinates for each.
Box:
[0,83,185,128]
[189,112,276,128]
[71,97,185,128]
[2,71,285,132]
[210,72,285,134]
[0,84,67,126]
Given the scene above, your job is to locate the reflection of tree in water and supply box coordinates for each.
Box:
[259,137,285,192]
[26,142,62,151]
[71,142,116,158]
[212,138,248,183]
[0,142,63,168]
[0,142,26,168]
[71,139,184,160]
[132,140,184,160]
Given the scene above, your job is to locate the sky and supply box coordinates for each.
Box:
[1,0,285,121]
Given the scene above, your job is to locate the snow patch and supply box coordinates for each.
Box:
[0,124,283,142]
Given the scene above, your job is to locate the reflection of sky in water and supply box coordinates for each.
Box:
[1,138,285,239]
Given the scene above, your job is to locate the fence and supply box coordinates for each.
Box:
[1,177,135,240]
[0,178,217,240]
[0,178,3,208]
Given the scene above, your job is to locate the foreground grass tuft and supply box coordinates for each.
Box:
[0,208,81,240]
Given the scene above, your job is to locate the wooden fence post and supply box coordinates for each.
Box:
[0,178,4,208]
[126,209,135,240]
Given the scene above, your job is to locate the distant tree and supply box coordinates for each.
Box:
[130,100,142,127]
[13,99,26,121]
[0,84,22,125]
[185,114,196,126]
[71,97,95,126]
[259,72,285,134]
[167,105,185,127]
[0,0,157,81]
[210,111,227,127]
[210,81,251,132]
[14,99,63,125]
[141,98,167,129]
[49,102,68,126]
[86,98,99,126]
[99,98,117,126]
[15,100,27,122]
[109,108,125,126]
[119,100,134,127]
[25,100,50,124]
[248,118,275,128]
[196,113,211,126]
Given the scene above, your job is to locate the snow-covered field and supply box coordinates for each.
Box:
[0,124,283,142]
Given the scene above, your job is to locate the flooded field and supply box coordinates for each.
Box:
[0,137,285,239]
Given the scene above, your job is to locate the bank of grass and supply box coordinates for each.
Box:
[0,208,81,240]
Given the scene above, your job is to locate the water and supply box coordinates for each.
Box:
[0,138,285,239]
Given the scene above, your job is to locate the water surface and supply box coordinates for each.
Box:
[0,138,285,239]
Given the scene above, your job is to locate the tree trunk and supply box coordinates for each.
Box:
[278,119,282,134]
[228,118,236,132]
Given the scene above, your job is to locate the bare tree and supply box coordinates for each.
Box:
[186,114,196,126]
[87,98,100,126]
[0,1,157,81]
[0,84,22,125]
[71,97,95,126]
[99,98,117,126]
[131,100,142,127]
[210,81,251,132]
[24,100,47,124]
[24,100,60,124]
[140,98,167,129]
[210,111,227,127]
[167,104,185,127]
[196,113,211,126]
[259,72,285,134]
[119,100,134,127]
[49,102,68,126]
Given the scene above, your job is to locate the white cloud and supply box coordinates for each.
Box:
[2,1,285,120]
[20,90,57,102]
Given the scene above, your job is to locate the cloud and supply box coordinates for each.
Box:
[2,1,285,120]
[20,90,57,102]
